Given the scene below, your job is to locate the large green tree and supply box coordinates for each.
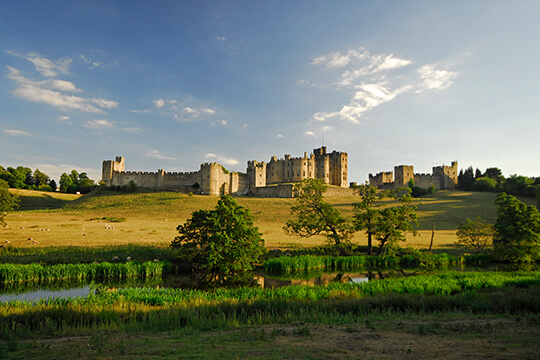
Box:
[0,179,19,226]
[284,178,353,245]
[493,193,540,262]
[354,186,418,255]
[352,183,381,254]
[456,216,493,253]
[171,195,266,284]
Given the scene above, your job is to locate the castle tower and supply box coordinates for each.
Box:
[394,165,414,187]
[102,156,125,186]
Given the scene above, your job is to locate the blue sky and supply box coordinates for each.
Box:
[1,1,539,184]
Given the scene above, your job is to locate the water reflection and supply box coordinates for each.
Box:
[0,286,91,303]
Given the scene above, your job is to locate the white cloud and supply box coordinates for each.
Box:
[304,131,316,137]
[58,116,70,121]
[130,109,151,114]
[276,134,284,138]
[4,129,31,136]
[7,51,72,77]
[147,150,177,161]
[417,65,457,91]
[204,153,239,165]
[6,64,118,114]
[83,119,114,129]
[153,99,166,109]
[308,47,458,124]
[215,36,227,41]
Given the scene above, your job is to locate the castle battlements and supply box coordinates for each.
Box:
[102,147,349,197]
[369,161,458,190]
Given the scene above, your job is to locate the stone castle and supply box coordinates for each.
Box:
[368,161,458,190]
[102,147,349,197]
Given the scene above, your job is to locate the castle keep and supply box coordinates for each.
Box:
[102,147,348,197]
[369,161,458,190]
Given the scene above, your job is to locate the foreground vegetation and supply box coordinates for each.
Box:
[1,189,539,358]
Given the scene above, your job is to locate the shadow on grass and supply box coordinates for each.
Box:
[17,193,76,211]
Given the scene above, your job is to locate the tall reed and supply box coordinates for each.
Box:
[0,261,167,284]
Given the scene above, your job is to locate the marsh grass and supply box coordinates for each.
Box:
[0,261,167,283]
[1,271,538,338]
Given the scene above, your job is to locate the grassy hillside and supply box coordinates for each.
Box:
[2,189,536,251]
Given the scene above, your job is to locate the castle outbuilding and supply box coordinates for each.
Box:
[369,161,458,190]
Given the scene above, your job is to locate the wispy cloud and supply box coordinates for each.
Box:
[306,47,459,124]
[6,53,118,114]
[204,153,239,165]
[215,36,227,41]
[83,119,114,129]
[147,150,177,161]
[4,129,32,136]
[58,116,70,121]
[7,51,71,77]
[153,98,218,122]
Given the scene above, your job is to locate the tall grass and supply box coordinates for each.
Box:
[263,253,464,273]
[0,261,167,284]
[1,271,539,338]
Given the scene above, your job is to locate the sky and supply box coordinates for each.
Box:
[1,1,539,184]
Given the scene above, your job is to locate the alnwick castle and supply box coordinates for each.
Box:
[102,147,458,197]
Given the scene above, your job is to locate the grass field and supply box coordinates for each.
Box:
[2,189,536,254]
[2,189,539,359]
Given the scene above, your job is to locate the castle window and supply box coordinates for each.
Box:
[303,171,306,176]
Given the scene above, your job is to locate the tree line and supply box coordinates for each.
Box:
[458,166,538,198]
[0,166,97,194]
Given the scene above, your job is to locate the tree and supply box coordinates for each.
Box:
[354,187,418,255]
[456,217,493,253]
[484,167,504,183]
[474,168,483,179]
[33,169,50,187]
[0,179,19,226]
[473,177,497,192]
[493,193,540,262]
[458,167,475,190]
[284,178,353,245]
[7,167,25,189]
[353,184,381,255]
[171,195,266,283]
[59,173,73,192]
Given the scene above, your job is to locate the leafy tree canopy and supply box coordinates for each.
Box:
[493,193,540,262]
[0,179,20,226]
[171,195,266,284]
[284,178,353,245]
[354,185,418,255]
[456,216,493,254]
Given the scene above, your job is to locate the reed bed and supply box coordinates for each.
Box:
[262,253,464,273]
[0,261,167,284]
[1,271,538,338]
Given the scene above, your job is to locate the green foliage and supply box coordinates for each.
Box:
[284,178,354,245]
[456,217,493,253]
[171,195,267,283]
[473,177,498,192]
[0,180,19,226]
[458,167,475,191]
[0,261,166,283]
[354,186,418,255]
[493,193,540,262]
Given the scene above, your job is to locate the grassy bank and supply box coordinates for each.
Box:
[4,188,536,253]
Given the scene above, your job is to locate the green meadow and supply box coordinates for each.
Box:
[1,189,539,359]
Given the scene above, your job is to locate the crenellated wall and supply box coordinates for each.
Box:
[369,161,459,190]
[102,158,248,195]
[102,147,348,198]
